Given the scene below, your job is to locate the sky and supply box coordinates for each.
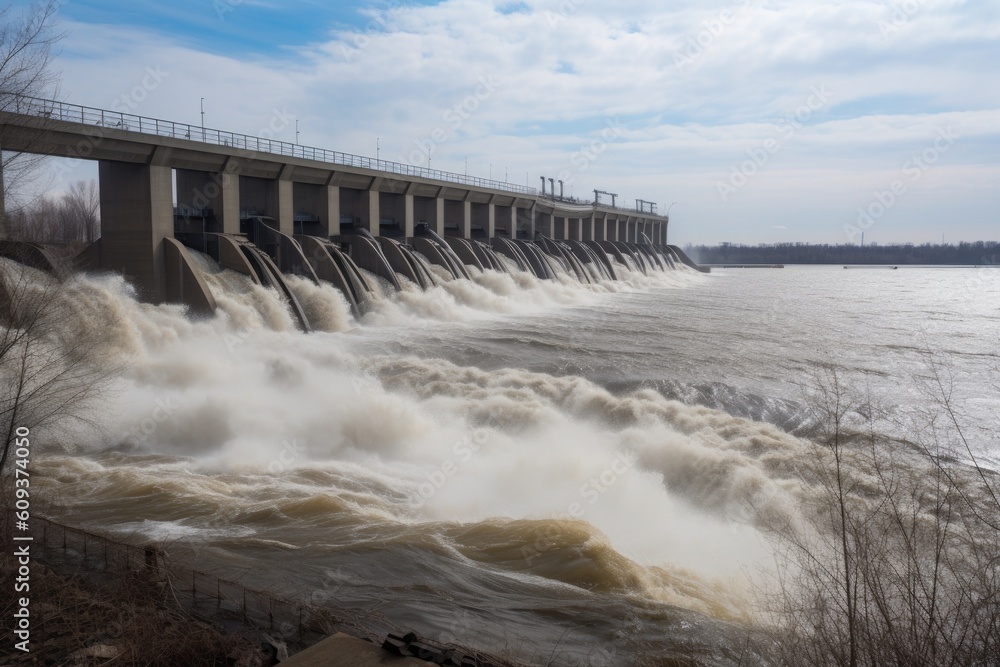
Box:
[11,0,1000,245]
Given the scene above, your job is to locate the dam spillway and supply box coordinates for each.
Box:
[0,95,706,327]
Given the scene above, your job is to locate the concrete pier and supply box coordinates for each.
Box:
[97,160,174,302]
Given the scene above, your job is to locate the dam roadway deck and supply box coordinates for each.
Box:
[1,95,688,319]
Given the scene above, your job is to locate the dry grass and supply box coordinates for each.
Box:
[754,368,1000,667]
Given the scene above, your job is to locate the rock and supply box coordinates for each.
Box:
[69,644,120,661]
[261,634,289,663]
[228,646,270,667]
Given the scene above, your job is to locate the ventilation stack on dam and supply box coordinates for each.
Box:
[0,95,708,329]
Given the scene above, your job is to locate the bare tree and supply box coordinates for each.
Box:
[3,179,99,243]
[759,368,1000,667]
[1,1,64,234]
[0,256,118,477]
[65,178,100,242]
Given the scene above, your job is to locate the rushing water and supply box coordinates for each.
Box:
[19,261,1000,666]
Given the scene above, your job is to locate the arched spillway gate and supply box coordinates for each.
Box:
[1,227,705,333]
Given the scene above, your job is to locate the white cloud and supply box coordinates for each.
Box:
[31,0,1000,243]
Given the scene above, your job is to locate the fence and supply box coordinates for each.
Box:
[28,515,393,647]
[2,93,538,197]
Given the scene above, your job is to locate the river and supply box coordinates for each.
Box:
[27,262,1000,666]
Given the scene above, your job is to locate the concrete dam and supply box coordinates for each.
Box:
[0,95,706,329]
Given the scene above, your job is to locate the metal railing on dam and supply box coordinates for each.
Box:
[3,94,538,197]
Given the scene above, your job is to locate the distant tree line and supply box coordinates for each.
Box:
[686,241,1000,266]
[4,180,101,245]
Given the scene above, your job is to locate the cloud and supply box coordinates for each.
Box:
[33,0,1000,244]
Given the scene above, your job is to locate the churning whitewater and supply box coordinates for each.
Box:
[14,257,1000,666]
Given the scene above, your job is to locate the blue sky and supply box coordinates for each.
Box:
[14,0,1000,244]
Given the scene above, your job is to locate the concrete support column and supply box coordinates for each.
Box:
[508,207,517,237]
[98,161,174,302]
[276,179,294,236]
[461,200,472,239]
[404,194,415,238]
[367,189,380,236]
[487,204,496,239]
[215,172,240,234]
[434,198,445,236]
[327,185,341,237]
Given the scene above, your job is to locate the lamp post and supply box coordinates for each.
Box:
[376,137,380,161]
[295,119,300,145]
[200,98,205,140]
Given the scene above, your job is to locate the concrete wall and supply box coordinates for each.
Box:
[98,161,174,302]
[176,168,240,235]
[413,196,441,235]
[379,192,406,237]
[516,207,534,240]
[292,182,333,237]
[443,199,470,237]
[339,187,371,234]
[471,202,491,238]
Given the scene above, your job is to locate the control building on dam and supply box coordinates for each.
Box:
[0,95,706,330]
